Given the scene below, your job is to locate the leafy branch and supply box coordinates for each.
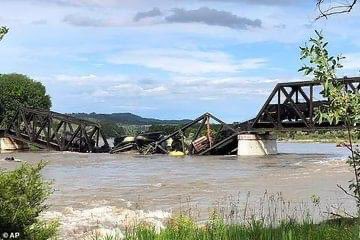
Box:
[0,26,9,41]
[299,30,360,209]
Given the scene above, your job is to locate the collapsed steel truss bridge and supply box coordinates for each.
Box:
[147,112,239,155]
[145,77,360,155]
[5,108,109,152]
[1,77,359,154]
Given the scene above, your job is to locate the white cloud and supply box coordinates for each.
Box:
[45,72,296,103]
[63,14,108,27]
[238,58,267,69]
[7,0,153,8]
[111,83,168,96]
[168,75,297,97]
[56,74,96,82]
[342,53,360,71]
[108,48,267,75]
[91,89,113,97]
[199,96,218,101]
[143,85,167,94]
[112,105,158,111]
[53,74,128,85]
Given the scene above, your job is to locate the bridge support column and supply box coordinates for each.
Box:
[0,137,28,151]
[237,133,277,156]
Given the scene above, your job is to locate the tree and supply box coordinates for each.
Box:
[299,31,360,209]
[0,74,52,127]
[99,121,126,138]
[316,0,358,19]
[0,26,8,41]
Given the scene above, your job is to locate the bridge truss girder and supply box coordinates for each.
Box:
[5,108,110,153]
[247,77,360,131]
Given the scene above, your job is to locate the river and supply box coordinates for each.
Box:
[0,143,355,239]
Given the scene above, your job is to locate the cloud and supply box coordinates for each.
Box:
[168,76,296,98]
[32,19,47,25]
[63,14,107,27]
[61,6,262,30]
[54,74,100,85]
[108,48,267,75]
[274,24,286,29]
[31,0,130,7]
[49,73,169,97]
[238,58,267,69]
[91,89,113,97]
[52,74,128,86]
[342,53,360,72]
[50,73,294,104]
[201,0,297,5]
[165,7,262,29]
[10,0,298,7]
[134,7,162,21]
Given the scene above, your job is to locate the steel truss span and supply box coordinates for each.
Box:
[238,77,360,132]
[5,108,110,153]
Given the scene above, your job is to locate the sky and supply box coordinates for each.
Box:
[0,0,360,122]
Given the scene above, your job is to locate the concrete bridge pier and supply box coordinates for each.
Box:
[237,133,277,156]
[0,137,28,151]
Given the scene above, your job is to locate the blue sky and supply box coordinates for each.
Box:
[0,0,360,122]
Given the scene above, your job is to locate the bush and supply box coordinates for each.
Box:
[0,161,58,239]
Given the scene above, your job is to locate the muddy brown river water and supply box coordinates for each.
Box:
[0,143,356,239]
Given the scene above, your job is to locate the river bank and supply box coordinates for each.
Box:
[276,131,360,144]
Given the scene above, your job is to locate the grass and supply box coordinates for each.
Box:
[90,192,359,240]
[94,215,360,240]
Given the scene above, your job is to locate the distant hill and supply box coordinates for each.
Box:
[70,112,192,125]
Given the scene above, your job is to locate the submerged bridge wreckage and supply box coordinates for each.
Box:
[1,77,359,155]
[131,113,239,156]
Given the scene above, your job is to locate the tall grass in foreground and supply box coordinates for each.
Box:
[95,214,360,240]
[91,191,357,240]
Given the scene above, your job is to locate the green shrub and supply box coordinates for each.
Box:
[0,161,58,239]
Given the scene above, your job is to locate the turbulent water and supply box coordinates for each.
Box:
[0,143,355,239]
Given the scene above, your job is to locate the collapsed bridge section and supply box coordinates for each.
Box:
[145,113,239,155]
[5,108,110,153]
